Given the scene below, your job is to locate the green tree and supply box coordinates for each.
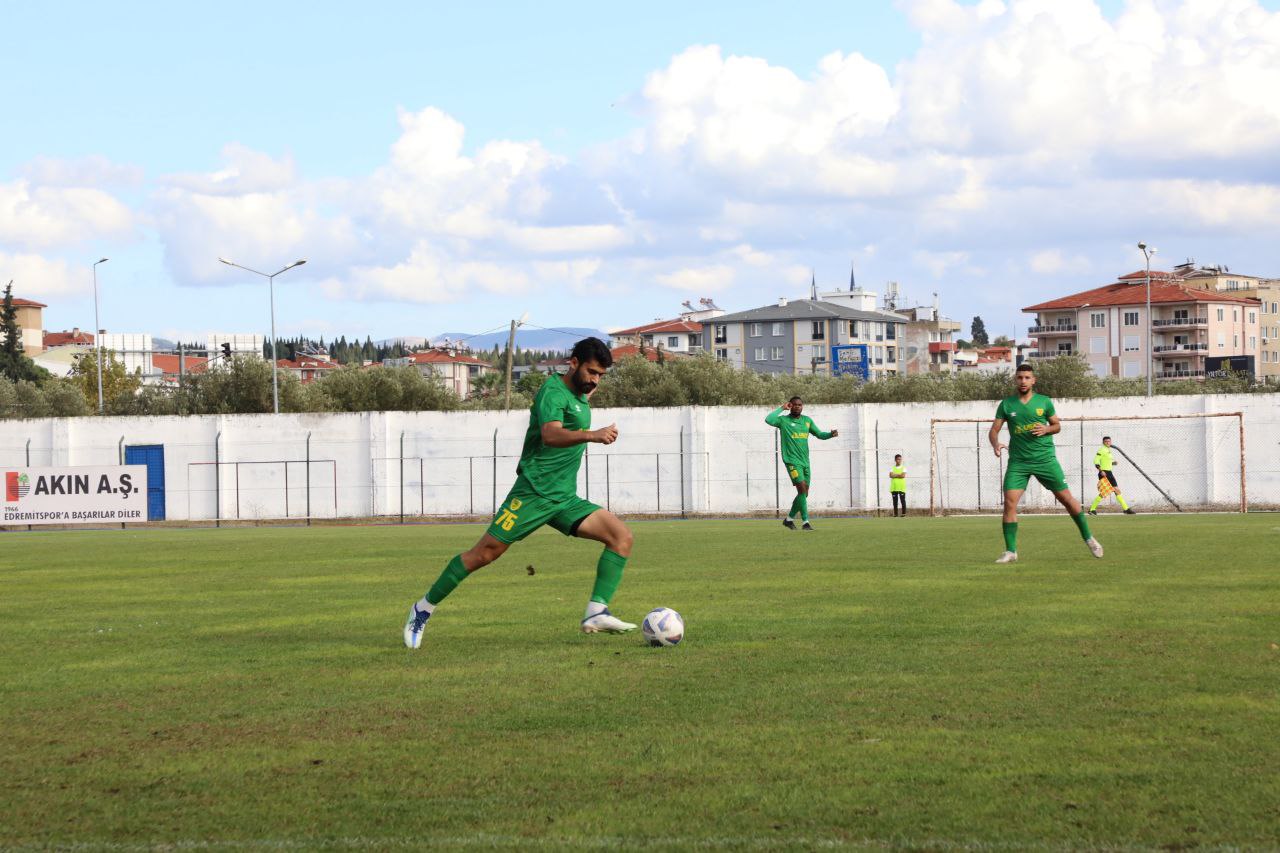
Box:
[67,349,142,411]
[970,316,989,347]
[0,282,48,383]
[307,365,460,412]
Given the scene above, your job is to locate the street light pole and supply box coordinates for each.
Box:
[217,257,307,413]
[92,258,109,413]
[1138,242,1156,397]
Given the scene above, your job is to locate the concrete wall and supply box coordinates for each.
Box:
[1,393,1275,522]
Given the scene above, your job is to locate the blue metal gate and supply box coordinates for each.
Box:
[124,444,165,521]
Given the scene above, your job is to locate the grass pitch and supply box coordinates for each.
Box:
[2,514,1278,850]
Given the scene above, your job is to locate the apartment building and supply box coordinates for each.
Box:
[386,348,496,397]
[12,296,46,354]
[1024,270,1261,381]
[894,304,962,374]
[1177,264,1279,383]
[703,297,907,377]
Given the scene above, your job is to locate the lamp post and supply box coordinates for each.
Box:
[1138,242,1156,397]
[217,257,307,414]
[92,258,109,413]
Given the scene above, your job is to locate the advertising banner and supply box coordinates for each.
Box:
[1205,355,1255,379]
[831,344,870,381]
[3,466,149,526]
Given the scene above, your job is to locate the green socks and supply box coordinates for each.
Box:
[590,549,628,605]
[1002,521,1018,552]
[1072,512,1092,541]
[426,554,469,606]
[799,494,809,522]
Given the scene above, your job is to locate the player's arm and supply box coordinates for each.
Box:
[810,420,838,440]
[541,421,617,447]
[1030,415,1061,437]
[989,418,1007,457]
[764,406,787,426]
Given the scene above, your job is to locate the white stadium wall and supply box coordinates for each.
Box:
[1,394,1276,523]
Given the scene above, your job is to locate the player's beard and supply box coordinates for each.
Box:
[570,368,597,396]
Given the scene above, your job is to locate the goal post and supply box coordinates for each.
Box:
[929,412,1246,516]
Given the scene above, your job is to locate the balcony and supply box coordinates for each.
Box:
[1152,316,1209,328]
[1153,343,1208,356]
[928,341,957,354]
[1028,324,1078,335]
[1157,370,1206,379]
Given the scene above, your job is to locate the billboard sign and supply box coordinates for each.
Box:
[1204,355,1255,379]
[831,344,870,381]
[3,466,148,526]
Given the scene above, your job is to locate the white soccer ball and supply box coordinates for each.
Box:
[642,607,684,647]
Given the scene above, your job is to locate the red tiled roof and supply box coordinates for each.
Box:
[44,330,94,346]
[13,297,46,308]
[277,356,338,370]
[403,349,491,367]
[610,344,691,362]
[611,318,703,336]
[1025,279,1261,311]
[152,353,209,376]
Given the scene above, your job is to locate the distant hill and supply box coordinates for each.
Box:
[397,327,608,354]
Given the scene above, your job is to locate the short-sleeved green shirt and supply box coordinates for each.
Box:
[995,393,1058,465]
[514,376,591,500]
[765,407,832,467]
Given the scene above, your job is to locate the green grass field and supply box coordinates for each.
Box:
[2,514,1278,850]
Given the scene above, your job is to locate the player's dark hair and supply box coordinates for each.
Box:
[1016,362,1035,374]
[1102,435,1111,441]
[789,396,802,404]
[894,454,902,461]
[571,337,613,368]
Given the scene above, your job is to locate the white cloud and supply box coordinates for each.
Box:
[0,180,135,250]
[1028,248,1091,274]
[0,251,85,298]
[20,156,144,188]
[163,144,298,195]
[655,264,735,292]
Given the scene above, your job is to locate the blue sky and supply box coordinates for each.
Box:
[4,0,1280,347]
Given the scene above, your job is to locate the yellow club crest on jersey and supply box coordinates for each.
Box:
[1036,408,1044,416]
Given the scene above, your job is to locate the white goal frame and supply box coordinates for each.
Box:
[928,412,1246,516]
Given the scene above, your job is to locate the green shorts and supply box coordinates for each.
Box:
[486,485,602,544]
[1003,458,1069,493]
[786,463,811,485]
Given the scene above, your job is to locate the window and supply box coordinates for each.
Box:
[811,344,826,362]
[874,346,884,364]
[749,323,762,337]
[1123,335,1140,352]
[771,322,784,336]
[1250,336,1257,349]
[770,346,783,361]
[688,333,702,349]
[1123,361,1141,377]
[885,323,896,340]
[811,321,825,340]
[848,320,859,338]
[1091,312,1106,328]
[754,347,766,361]
[714,325,728,344]
[1217,308,1225,321]
[667,336,679,348]
[1272,302,1278,314]
[1234,335,1239,348]
[875,324,884,342]
[1124,311,1139,326]
[1218,333,1226,349]
[886,346,896,362]
[1227,279,1239,290]
[1233,309,1239,321]
[1173,309,1188,321]
[715,348,728,361]
[1090,336,1106,354]
[1249,311,1256,324]
[1057,342,1073,354]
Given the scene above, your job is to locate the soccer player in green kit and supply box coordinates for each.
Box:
[989,363,1103,564]
[765,397,838,530]
[403,338,637,649]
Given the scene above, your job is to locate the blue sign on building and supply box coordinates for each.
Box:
[831,344,870,380]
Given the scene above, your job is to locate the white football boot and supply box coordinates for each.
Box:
[995,551,1018,564]
[403,602,432,649]
[1086,537,1104,559]
[580,609,637,634]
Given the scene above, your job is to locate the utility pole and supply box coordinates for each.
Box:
[503,319,518,410]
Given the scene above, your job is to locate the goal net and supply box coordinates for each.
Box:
[928,412,1246,515]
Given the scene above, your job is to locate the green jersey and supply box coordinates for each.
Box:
[514,376,591,501]
[995,393,1058,464]
[765,407,833,467]
[1094,445,1114,471]
[890,465,906,493]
